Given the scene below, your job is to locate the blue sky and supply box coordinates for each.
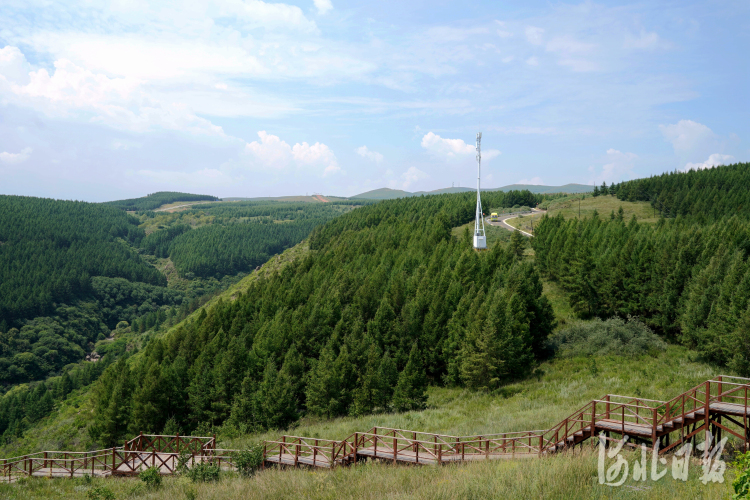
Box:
[0,0,747,201]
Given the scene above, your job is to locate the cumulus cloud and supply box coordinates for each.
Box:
[589,148,638,184]
[0,48,226,136]
[244,131,341,176]
[421,132,474,157]
[313,0,333,15]
[0,46,31,85]
[400,166,428,189]
[420,132,500,162]
[356,145,383,163]
[525,26,545,45]
[0,147,32,164]
[526,56,539,66]
[659,120,716,155]
[683,153,735,172]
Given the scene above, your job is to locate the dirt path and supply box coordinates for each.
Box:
[487,208,545,237]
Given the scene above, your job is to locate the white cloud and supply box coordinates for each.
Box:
[0,147,32,164]
[659,120,716,155]
[356,145,383,163]
[0,46,31,85]
[420,132,499,162]
[526,56,539,66]
[483,149,501,161]
[421,132,474,157]
[244,131,341,176]
[683,153,735,171]
[400,166,428,189]
[501,56,514,63]
[0,49,227,136]
[313,0,333,15]
[525,26,545,45]
[589,148,638,184]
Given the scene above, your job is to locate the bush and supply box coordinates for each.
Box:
[547,316,667,358]
[139,466,162,489]
[87,486,115,500]
[733,451,750,499]
[234,444,264,477]
[185,462,221,483]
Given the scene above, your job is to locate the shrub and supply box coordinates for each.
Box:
[185,462,221,483]
[87,486,115,500]
[547,316,667,358]
[733,451,750,499]
[234,444,264,477]
[139,466,162,489]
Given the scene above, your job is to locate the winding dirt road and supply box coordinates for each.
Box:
[487,208,546,237]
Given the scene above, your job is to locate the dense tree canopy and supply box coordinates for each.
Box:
[90,190,554,444]
[533,163,750,373]
[613,162,750,220]
[0,196,165,328]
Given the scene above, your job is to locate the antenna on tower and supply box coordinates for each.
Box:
[473,132,486,249]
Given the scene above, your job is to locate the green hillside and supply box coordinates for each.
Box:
[104,191,219,212]
[0,198,360,446]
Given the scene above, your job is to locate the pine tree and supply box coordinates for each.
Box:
[509,230,525,260]
[392,343,428,412]
[351,343,383,416]
[254,361,298,430]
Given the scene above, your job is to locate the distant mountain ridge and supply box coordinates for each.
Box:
[351,183,591,199]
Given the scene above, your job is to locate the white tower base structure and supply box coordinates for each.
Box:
[473,132,486,249]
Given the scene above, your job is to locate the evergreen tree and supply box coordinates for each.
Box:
[509,230,525,260]
[392,344,428,412]
[254,361,298,430]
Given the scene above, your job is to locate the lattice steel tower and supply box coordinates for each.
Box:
[473,132,486,249]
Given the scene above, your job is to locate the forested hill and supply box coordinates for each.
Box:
[614,162,750,220]
[533,162,750,375]
[105,192,219,212]
[0,196,163,328]
[89,189,555,444]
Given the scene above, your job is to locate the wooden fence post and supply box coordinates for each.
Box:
[331,442,336,469]
[591,401,597,448]
[539,435,543,457]
[704,381,710,459]
[651,408,658,453]
[392,436,397,464]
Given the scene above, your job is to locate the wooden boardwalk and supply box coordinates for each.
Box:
[263,375,750,469]
[5,375,750,481]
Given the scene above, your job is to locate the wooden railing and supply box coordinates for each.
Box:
[7,375,750,480]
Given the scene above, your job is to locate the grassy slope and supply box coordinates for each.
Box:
[0,347,734,499]
[505,194,659,234]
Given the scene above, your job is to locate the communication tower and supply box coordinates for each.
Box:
[473,132,486,249]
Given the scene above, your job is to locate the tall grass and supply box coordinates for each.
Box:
[0,449,731,499]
